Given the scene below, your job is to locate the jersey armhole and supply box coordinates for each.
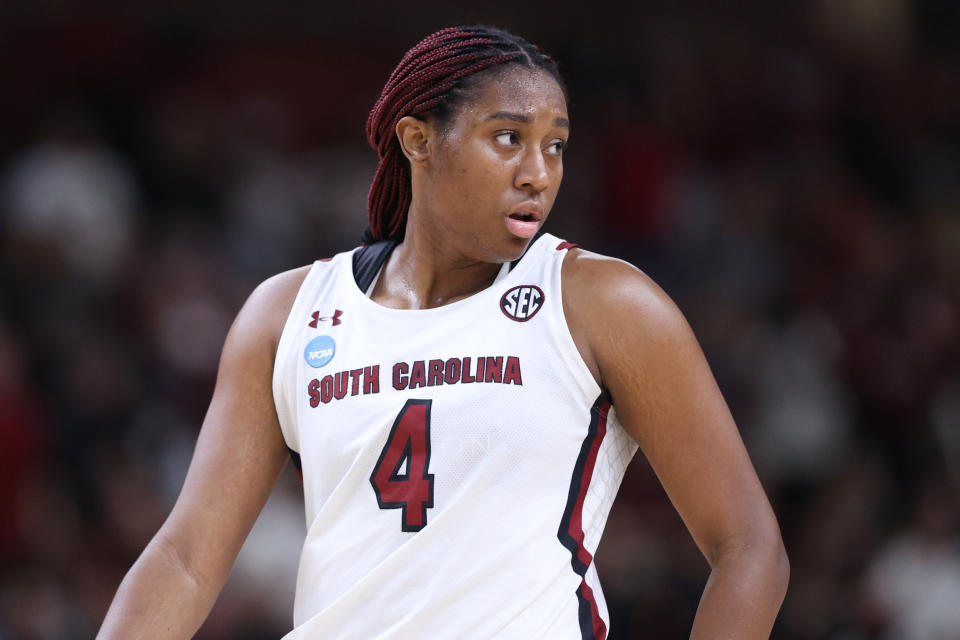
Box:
[552,245,607,404]
[272,260,326,454]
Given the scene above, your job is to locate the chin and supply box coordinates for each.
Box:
[463,225,539,264]
[494,233,536,262]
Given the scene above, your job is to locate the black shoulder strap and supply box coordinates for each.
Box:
[508,231,547,272]
[352,240,398,292]
[354,233,539,287]
[286,446,302,472]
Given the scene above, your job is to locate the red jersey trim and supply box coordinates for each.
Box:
[557,395,610,640]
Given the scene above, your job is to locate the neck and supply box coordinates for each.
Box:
[370,210,503,310]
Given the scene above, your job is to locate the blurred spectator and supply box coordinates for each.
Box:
[3,109,138,289]
[863,475,960,639]
[0,320,49,559]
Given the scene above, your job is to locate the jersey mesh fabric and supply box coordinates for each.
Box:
[272,233,639,639]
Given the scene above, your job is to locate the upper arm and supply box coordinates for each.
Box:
[562,251,782,564]
[158,265,310,588]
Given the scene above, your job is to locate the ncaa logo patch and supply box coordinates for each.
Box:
[304,335,336,368]
[500,285,545,322]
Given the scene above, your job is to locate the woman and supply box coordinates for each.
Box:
[99,26,788,639]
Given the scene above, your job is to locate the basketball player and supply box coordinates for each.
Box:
[99,26,788,639]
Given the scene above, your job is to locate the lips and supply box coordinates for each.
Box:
[509,211,538,222]
[506,203,543,239]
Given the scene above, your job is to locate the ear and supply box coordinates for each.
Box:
[395,116,432,164]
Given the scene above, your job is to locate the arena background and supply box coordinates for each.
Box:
[1,1,958,638]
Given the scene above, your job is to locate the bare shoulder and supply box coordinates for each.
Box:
[561,248,688,338]
[232,264,313,351]
[246,264,313,320]
[560,247,701,398]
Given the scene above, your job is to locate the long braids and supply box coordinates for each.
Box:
[364,26,562,243]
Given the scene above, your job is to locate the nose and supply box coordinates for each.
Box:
[514,147,550,194]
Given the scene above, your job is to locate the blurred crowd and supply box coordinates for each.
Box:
[1,1,958,639]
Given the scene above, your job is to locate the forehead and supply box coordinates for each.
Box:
[457,66,568,122]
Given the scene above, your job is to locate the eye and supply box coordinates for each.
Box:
[546,139,567,156]
[495,131,519,146]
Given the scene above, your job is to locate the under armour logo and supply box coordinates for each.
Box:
[309,310,343,328]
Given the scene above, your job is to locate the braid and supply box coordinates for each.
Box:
[364,26,563,242]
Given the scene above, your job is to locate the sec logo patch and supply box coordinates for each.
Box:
[500,285,545,322]
[304,335,336,368]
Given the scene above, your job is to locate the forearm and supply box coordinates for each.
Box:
[689,540,790,640]
[97,532,223,640]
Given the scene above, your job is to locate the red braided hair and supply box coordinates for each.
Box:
[364,26,563,243]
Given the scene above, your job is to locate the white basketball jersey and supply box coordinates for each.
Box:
[272,233,638,639]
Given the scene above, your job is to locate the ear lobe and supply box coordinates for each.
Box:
[395,116,431,164]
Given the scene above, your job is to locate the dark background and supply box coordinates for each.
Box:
[1,1,958,638]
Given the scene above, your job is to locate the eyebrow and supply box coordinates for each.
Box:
[485,111,570,129]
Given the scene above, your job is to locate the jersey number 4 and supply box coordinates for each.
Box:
[370,399,435,532]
